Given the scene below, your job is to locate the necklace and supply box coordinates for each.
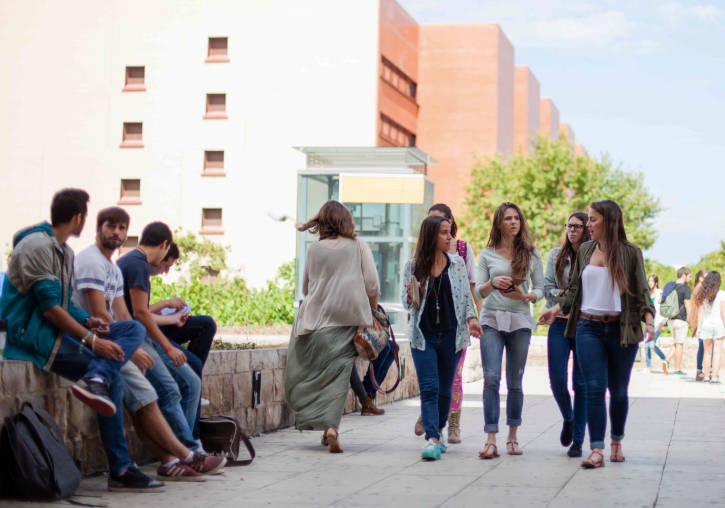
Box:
[429,266,446,325]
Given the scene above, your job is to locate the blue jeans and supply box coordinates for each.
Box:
[575,319,638,450]
[411,329,461,440]
[644,333,666,368]
[49,320,145,475]
[141,339,198,451]
[547,318,586,445]
[363,339,399,399]
[697,339,704,371]
[481,325,531,432]
[148,339,201,438]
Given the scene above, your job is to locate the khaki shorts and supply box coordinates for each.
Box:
[668,319,689,344]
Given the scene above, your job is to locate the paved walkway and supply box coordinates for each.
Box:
[9,366,725,507]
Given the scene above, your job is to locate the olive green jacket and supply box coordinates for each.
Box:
[559,240,654,345]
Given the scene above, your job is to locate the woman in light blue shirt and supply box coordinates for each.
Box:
[476,202,544,459]
[544,212,590,458]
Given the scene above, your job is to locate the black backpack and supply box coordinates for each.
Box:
[0,402,81,500]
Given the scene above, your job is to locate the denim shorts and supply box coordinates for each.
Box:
[121,360,158,413]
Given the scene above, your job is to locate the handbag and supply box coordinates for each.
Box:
[198,415,255,466]
[353,305,402,394]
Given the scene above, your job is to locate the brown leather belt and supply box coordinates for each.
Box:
[580,312,620,323]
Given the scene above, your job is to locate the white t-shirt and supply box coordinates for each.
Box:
[72,245,125,320]
[701,290,725,328]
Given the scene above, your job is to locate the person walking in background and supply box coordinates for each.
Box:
[413,203,480,444]
[349,338,398,416]
[476,202,544,459]
[691,270,709,381]
[540,200,654,469]
[662,267,692,375]
[402,215,482,461]
[285,201,380,453]
[690,271,725,383]
[544,212,590,458]
[642,274,667,373]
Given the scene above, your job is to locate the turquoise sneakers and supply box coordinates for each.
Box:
[421,441,441,461]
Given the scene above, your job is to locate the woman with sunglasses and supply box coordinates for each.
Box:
[544,212,590,457]
[540,200,654,469]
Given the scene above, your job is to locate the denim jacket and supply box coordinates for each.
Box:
[544,247,571,309]
[401,253,476,352]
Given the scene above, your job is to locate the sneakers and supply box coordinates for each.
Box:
[157,461,205,482]
[437,436,447,454]
[414,415,424,436]
[673,370,686,376]
[696,371,705,382]
[109,465,164,492]
[187,452,226,475]
[560,420,573,447]
[361,398,385,416]
[72,377,116,417]
[567,442,583,457]
[421,442,441,461]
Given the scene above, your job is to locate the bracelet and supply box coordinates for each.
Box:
[82,330,93,345]
[90,334,97,352]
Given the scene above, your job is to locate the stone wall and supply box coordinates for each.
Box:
[0,341,420,474]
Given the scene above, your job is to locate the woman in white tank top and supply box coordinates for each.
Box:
[690,272,725,383]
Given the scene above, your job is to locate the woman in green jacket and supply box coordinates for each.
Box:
[539,200,654,469]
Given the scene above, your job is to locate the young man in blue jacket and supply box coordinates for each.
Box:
[0,189,162,492]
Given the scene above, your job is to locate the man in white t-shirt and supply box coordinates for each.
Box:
[74,207,224,481]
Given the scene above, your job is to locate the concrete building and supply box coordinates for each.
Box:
[0,0,579,286]
[540,98,561,140]
[514,66,541,155]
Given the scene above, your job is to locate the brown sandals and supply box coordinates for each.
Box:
[478,443,500,459]
[610,441,625,462]
[506,441,523,455]
[324,427,343,453]
[581,449,605,468]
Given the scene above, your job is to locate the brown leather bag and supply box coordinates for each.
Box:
[198,415,255,466]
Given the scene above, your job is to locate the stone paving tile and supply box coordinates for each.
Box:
[5,366,725,507]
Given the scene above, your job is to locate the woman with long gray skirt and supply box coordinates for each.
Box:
[285,200,380,453]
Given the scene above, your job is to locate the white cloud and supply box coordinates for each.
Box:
[657,2,724,25]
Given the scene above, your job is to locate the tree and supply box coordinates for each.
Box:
[695,241,725,274]
[460,135,662,257]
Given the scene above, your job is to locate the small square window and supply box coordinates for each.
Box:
[206,37,229,62]
[201,208,223,234]
[119,179,141,204]
[204,93,227,119]
[123,66,145,91]
[121,122,143,148]
[119,236,138,256]
[203,151,225,176]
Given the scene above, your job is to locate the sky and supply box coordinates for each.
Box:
[399,0,725,267]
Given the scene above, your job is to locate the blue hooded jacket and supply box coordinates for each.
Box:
[0,222,89,369]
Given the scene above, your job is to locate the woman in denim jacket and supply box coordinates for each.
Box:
[544,212,590,458]
[402,215,482,461]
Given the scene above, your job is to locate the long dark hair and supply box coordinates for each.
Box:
[555,212,590,286]
[428,203,457,238]
[696,271,721,305]
[413,215,450,283]
[487,202,536,279]
[297,200,356,240]
[590,200,629,294]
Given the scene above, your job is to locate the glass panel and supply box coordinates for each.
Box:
[365,241,402,304]
[346,203,404,237]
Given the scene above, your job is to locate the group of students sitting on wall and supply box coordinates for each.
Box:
[0,188,224,492]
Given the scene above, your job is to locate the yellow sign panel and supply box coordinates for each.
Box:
[340,175,425,204]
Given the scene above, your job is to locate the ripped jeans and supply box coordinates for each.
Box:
[481,325,531,433]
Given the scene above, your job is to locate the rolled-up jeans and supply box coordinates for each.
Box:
[148,339,201,437]
[481,325,531,433]
[575,318,638,450]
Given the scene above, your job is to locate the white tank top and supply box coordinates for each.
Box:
[581,265,622,316]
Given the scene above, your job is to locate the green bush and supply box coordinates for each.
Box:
[150,231,295,327]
